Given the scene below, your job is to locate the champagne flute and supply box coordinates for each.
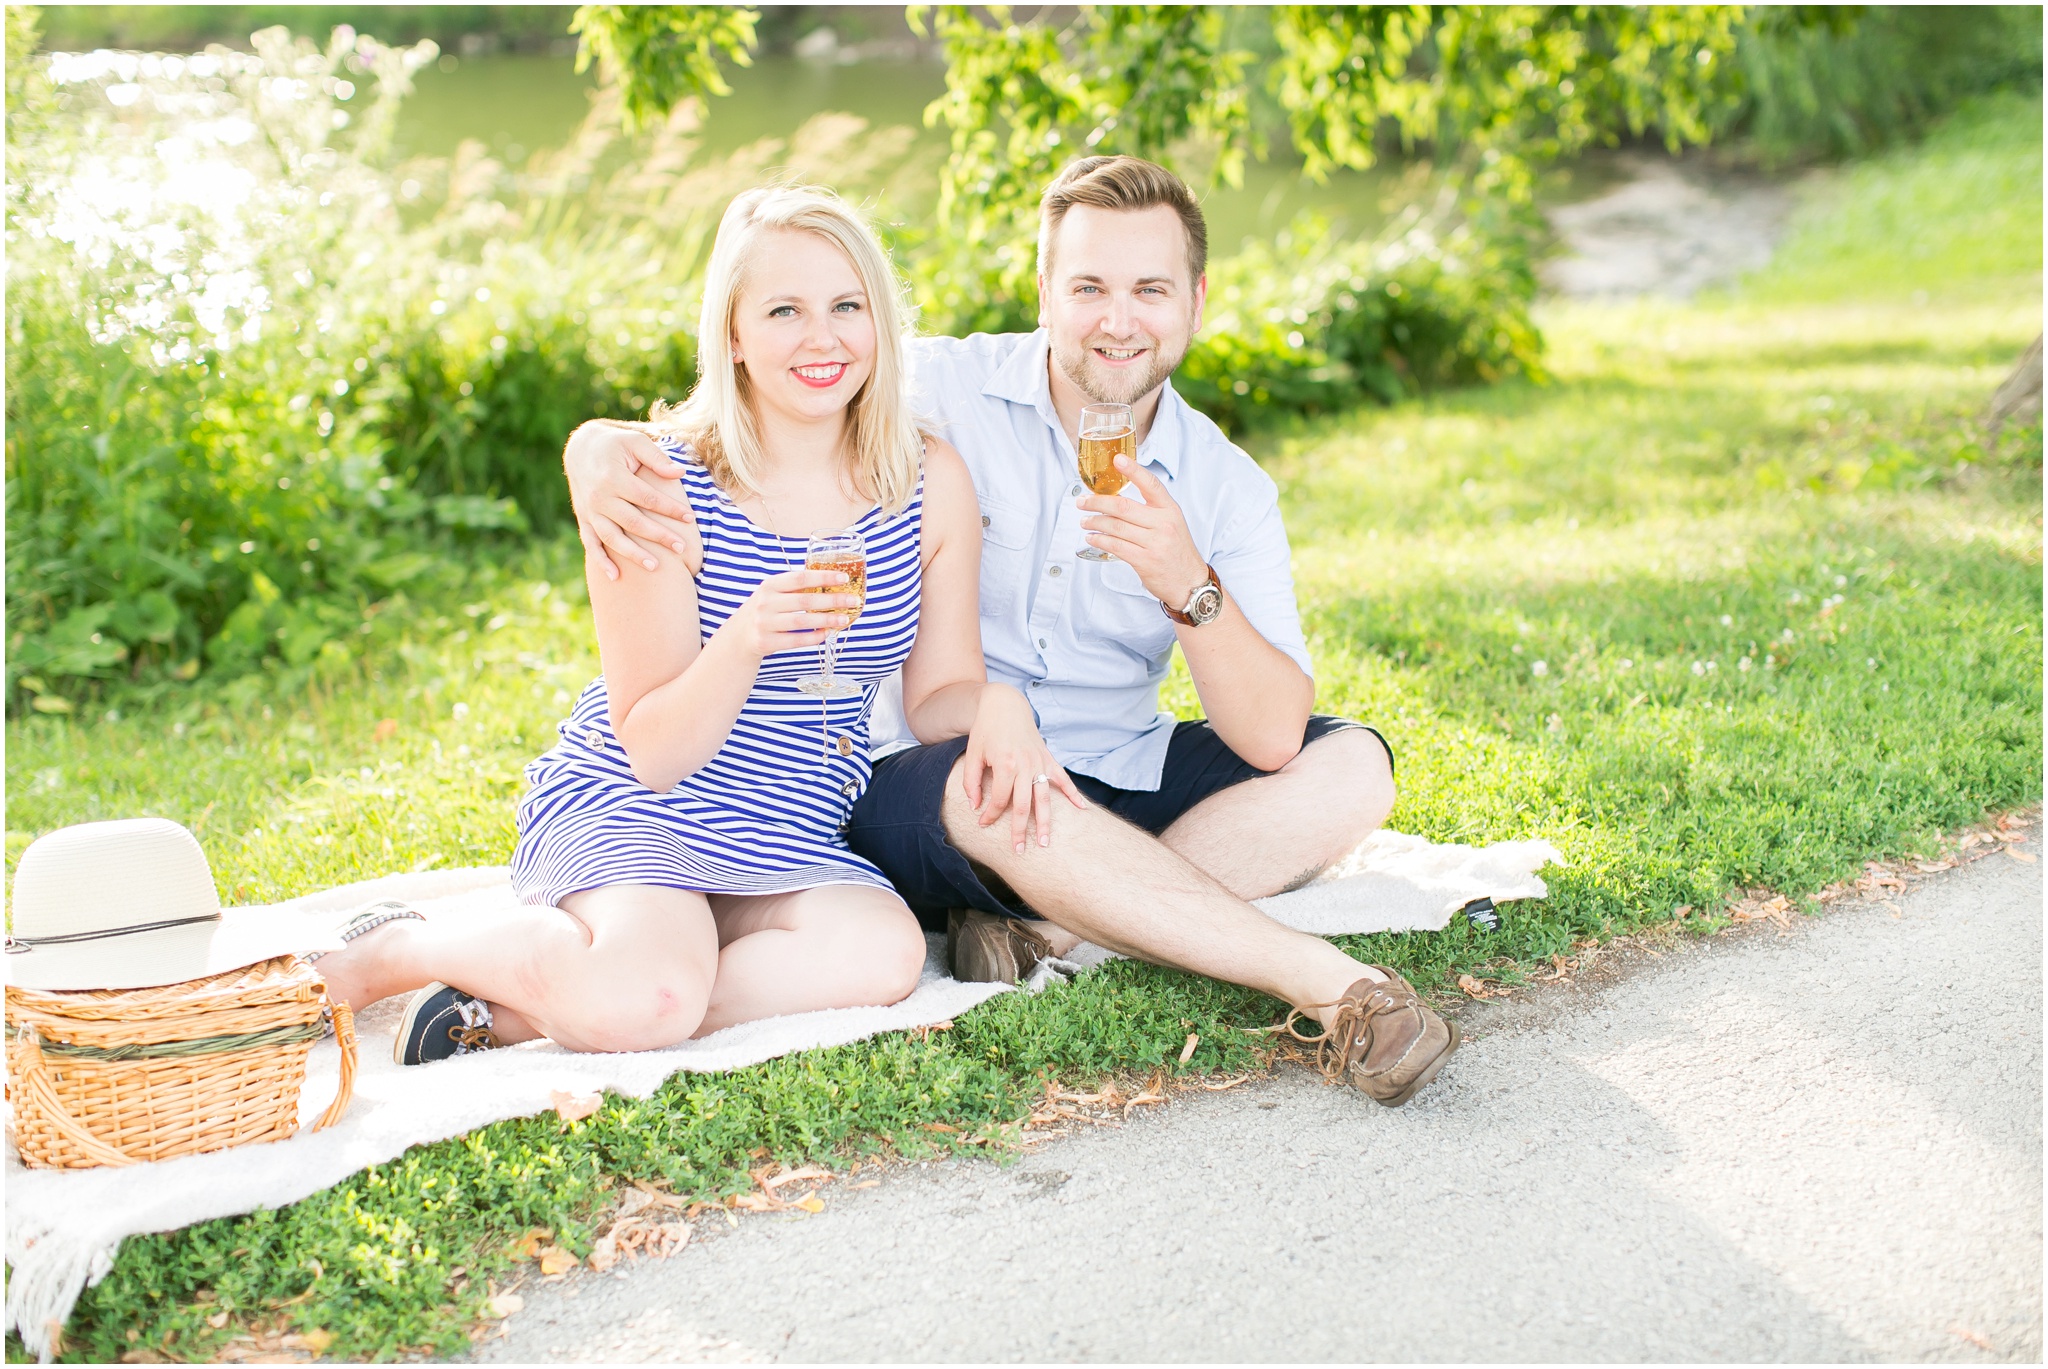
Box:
[795,528,866,699]
[1075,402,1134,562]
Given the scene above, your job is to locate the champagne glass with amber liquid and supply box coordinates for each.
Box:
[796,529,867,699]
[1075,402,1135,562]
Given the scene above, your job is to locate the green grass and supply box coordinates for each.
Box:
[8,96,2043,1362]
[1741,90,2043,302]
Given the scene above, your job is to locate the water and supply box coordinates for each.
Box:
[396,51,1406,249]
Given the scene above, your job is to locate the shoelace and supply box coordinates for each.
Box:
[447,1024,500,1054]
[1282,982,1410,1082]
[447,995,499,1054]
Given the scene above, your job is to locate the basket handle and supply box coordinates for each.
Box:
[12,1028,138,1167]
[311,997,357,1131]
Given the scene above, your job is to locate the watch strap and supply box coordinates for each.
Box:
[1161,564,1220,626]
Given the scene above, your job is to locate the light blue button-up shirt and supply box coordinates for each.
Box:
[871,329,1313,792]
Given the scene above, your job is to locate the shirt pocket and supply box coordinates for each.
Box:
[976,496,1033,619]
[1076,558,1176,662]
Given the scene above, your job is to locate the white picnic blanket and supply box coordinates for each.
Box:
[5,829,1559,1359]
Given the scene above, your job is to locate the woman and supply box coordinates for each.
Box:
[315,185,1084,1063]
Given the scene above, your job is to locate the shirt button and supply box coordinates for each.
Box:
[834,734,854,757]
[980,514,991,528]
[1037,638,1047,648]
[1047,565,1062,578]
[1070,484,1083,497]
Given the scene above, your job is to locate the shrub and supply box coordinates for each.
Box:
[1726,6,2044,166]
[1178,208,1544,434]
[5,25,446,699]
[5,12,910,699]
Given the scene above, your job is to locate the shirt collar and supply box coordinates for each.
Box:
[982,328,1187,479]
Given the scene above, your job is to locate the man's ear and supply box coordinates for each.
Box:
[1036,273,1049,329]
[1190,273,1208,335]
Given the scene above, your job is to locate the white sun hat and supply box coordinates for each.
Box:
[6,818,347,991]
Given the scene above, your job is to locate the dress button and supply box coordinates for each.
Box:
[834,734,854,757]
[583,728,602,748]
[1047,565,1062,578]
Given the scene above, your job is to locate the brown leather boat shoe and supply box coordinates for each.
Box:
[1286,967,1459,1107]
[946,908,1055,984]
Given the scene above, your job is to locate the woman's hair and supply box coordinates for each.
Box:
[650,184,924,516]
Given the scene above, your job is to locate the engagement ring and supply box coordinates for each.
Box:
[1031,774,1050,786]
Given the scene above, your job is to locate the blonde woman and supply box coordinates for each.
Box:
[316,186,1085,1063]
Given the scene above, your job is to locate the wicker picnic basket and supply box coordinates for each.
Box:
[5,955,357,1169]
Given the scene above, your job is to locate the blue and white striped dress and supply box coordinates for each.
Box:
[510,445,922,907]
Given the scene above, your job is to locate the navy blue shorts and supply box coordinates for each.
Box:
[844,716,1391,928]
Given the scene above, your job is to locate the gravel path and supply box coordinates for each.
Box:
[474,851,2042,1363]
[1541,153,1796,298]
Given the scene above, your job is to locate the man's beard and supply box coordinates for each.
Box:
[1052,331,1187,407]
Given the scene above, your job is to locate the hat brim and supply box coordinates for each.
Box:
[6,906,348,992]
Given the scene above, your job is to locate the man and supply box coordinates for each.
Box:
[563,156,1456,1106]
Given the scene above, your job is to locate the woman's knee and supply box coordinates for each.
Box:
[830,895,929,1004]
[549,964,713,1052]
[528,896,718,1051]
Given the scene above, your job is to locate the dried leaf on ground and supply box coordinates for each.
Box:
[1948,1325,1994,1351]
[536,1245,578,1277]
[1458,973,1508,999]
[2007,848,2036,863]
[919,1122,958,1133]
[1198,1074,1252,1091]
[484,1293,523,1319]
[280,1330,332,1354]
[629,1179,688,1208]
[206,1311,231,1330]
[761,1164,830,1190]
[730,1192,778,1212]
[791,1194,825,1213]
[510,1228,552,1260]
[549,1090,603,1122]
[852,1179,880,1189]
[588,1213,690,1270]
[1178,1033,1199,1064]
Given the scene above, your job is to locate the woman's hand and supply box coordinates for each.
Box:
[719,569,861,660]
[961,684,1089,855]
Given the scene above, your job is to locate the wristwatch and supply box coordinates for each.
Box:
[1162,564,1224,627]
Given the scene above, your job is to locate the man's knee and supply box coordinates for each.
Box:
[1288,725,1396,823]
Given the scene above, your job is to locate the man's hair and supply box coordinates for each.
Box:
[1037,155,1208,284]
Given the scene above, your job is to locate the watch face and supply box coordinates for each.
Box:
[1188,584,1224,624]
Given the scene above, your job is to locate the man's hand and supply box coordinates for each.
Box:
[563,421,702,580]
[1076,456,1209,611]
